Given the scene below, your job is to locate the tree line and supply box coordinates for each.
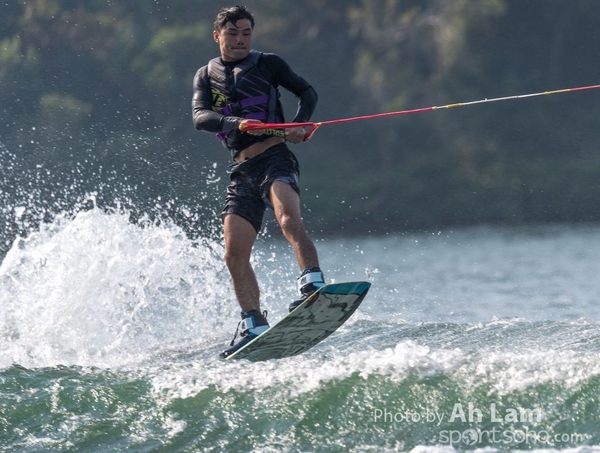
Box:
[2,0,600,246]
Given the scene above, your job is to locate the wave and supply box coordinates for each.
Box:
[1,203,600,451]
[2,323,599,451]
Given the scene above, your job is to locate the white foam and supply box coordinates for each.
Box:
[0,207,231,369]
[149,340,454,401]
[148,334,600,406]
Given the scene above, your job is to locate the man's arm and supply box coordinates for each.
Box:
[292,85,318,124]
[261,53,318,123]
[191,67,242,133]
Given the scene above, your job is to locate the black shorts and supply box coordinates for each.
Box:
[222,143,300,233]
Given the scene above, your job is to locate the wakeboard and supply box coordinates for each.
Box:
[225,281,371,361]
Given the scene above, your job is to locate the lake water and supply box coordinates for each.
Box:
[1,208,599,451]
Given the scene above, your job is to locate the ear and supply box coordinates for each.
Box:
[213,30,219,43]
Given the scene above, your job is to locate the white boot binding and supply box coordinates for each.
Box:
[289,267,325,312]
[297,267,326,295]
[220,310,269,359]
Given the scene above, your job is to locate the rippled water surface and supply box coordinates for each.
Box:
[1,208,599,451]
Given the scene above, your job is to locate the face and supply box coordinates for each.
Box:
[213,19,253,61]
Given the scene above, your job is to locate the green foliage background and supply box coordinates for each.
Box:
[2,0,600,239]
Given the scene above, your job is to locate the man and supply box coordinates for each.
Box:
[192,5,325,358]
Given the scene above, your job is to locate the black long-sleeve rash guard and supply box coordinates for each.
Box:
[192,52,318,152]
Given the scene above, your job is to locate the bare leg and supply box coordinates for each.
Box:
[269,180,320,270]
[223,213,261,312]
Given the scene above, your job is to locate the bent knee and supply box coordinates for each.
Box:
[224,246,250,270]
[278,213,306,237]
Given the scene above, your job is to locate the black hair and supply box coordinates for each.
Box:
[214,5,255,31]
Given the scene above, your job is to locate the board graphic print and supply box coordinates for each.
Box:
[226,281,371,361]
